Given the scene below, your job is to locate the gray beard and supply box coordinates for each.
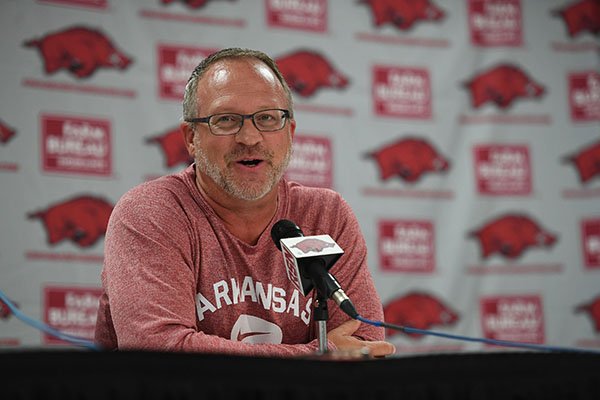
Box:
[195,139,292,201]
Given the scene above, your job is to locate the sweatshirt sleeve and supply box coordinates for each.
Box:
[99,183,331,357]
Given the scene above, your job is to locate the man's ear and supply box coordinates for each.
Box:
[180,122,196,157]
[289,118,296,140]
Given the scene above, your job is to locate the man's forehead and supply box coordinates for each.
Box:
[205,58,278,85]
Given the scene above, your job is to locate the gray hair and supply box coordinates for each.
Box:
[182,48,293,122]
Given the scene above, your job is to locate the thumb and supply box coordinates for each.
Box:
[332,319,361,336]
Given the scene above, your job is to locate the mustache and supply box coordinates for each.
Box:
[225,144,275,163]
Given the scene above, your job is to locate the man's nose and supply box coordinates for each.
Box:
[235,117,263,146]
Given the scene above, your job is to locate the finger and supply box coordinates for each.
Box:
[364,340,396,357]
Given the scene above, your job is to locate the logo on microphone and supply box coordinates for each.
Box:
[292,238,336,254]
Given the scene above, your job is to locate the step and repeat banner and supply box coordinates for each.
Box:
[0,0,599,354]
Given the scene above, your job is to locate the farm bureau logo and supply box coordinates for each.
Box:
[467,0,523,47]
[581,218,600,269]
[44,286,102,344]
[41,114,112,176]
[480,295,545,344]
[379,220,435,272]
[372,66,432,119]
[568,71,600,122]
[158,45,216,101]
[285,135,333,188]
[266,0,328,32]
[473,144,532,196]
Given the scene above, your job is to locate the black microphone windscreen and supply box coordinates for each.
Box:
[271,219,304,250]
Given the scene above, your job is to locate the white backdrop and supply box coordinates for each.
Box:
[0,0,599,355]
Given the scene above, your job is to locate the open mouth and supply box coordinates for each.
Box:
[238,159,263,167]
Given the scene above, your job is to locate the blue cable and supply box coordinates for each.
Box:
[356,315,600,354]
[0,289,100,351]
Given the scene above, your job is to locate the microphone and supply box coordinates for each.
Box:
[270,219,358,318]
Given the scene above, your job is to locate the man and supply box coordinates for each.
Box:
[95,48,395,357]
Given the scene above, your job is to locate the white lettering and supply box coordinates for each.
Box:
[195,293,216,322]
[286,289,300,317]
[213,280,232,308]
[241,276,257,303]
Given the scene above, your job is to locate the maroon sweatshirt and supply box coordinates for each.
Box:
[95,165,384,357]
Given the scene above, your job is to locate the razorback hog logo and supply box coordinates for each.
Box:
[383,292,459,338]
[24,26,133,79]
[146,127,193,168]
[161,0,234,8]
[361,0,445,30]
[575,295,600,332]
[292,238,335,254]
[28,195,114,247]
[469,214,557,259]
[0,298,16,320]
[563,140,600,184]
[464,64,545,109]
[276,50,349,97]
[552,0,600,38]
[0,119,16,145]
[366,137,450,183]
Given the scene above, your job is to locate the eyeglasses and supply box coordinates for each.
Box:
[185,108,291,136]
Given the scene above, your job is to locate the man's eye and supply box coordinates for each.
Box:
[214,115,238,124]
[256,114,275,122]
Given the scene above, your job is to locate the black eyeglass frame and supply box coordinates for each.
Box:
[185,108,292,136]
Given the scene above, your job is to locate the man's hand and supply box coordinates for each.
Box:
[328,319,396,357]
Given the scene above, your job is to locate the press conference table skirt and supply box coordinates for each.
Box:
[1,350,599,400]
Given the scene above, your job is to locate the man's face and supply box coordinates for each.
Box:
[185,58,295,201]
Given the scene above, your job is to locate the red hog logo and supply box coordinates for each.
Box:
[563,140,600,184]
[0,298,16,320]
[366,137,450,183]
[361,0,445,30]
[469,214,557,259]
[383,292,459,338]
[276,50,349,97]
[292,238,335,253]
[464,64,545,109]
[161,0,234,8]
[24,26,133,79]
[0,120,16,145]
[552,0,600,38]
[575,295,600,332]
[28,195,114,247]
[146,127,193,168]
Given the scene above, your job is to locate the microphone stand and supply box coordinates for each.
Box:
[314,292,329,354]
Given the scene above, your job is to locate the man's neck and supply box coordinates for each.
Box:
[195,171,279,246]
